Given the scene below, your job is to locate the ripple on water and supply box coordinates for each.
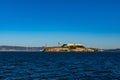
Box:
[0,52,120,79]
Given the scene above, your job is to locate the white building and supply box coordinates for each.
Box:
[62,43,83,47]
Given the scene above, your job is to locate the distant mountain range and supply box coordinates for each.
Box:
[103,49,120,52]
[0,46,45,52]
[0,46,119,52]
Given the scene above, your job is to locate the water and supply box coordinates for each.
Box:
[0,52,120,80]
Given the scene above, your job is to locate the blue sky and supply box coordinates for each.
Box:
[0,0,120,48]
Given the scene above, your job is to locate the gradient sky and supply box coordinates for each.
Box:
[0,0,120,49]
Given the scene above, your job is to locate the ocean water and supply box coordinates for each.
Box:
[0,52,120,80]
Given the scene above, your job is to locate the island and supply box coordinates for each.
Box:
[43,43,98,52]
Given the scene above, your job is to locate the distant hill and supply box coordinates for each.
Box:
[0,46,45,52]
[103,49,120,52]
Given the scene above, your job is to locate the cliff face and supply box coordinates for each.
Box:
[44,47,70,52]
[43,47,98,52]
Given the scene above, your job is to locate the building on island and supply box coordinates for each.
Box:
[62,43,84,48]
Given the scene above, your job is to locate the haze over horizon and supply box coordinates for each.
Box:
[0,0,120,49]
